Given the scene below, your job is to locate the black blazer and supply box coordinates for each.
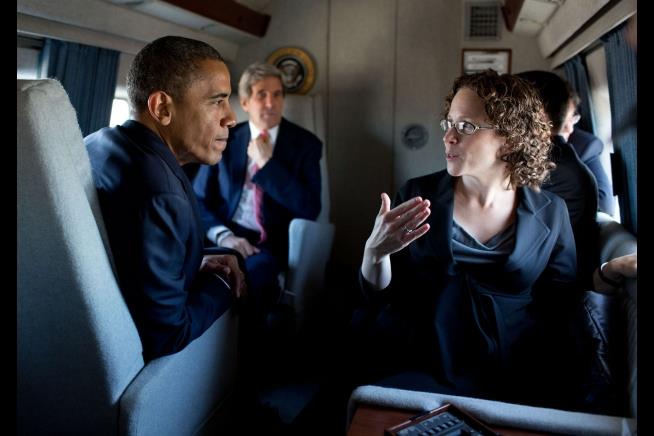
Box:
[569,127,614,215]
[192,118,322,262]
[361,170,579,400]
[542,135,599,285]
[86,120,233,361]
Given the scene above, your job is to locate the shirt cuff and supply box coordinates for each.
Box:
[207,225,233,246]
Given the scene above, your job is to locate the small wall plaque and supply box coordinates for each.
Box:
[401,124,429,149]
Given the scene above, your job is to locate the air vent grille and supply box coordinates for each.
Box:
[465,2,500,40]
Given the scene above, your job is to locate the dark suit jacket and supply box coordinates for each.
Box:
[542,136,599,285]
[569,128,614,215]
[86,120,233,361]
[361,170,579,403]
[192,118,322,263]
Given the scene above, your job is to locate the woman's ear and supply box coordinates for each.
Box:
[147,91,173,126]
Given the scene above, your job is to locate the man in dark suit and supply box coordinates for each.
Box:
[85,36,245,361]
[568,127,614,216]
[517,71,599,287]
[192,62,322,315]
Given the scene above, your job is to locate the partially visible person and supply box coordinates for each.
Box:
[517,70,600,286]
[568,127,614,216]
[85,36,244,361]
[355,70,587,410]
[192,62,322,318]
[560,90,613,215]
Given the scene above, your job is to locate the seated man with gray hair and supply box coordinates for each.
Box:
[192,61,322,368]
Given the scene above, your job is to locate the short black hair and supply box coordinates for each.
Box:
[516,70,572,132]
[127,36,224,114]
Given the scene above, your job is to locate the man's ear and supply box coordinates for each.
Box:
[147,91,173,126]
[240,96,249,113]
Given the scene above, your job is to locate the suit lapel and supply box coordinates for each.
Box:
[271,118,291,161]
[423,173,456,266]
[423,174,552,275]
[123,120,205,246]
[505,187,551,271]
[223,125,250,218]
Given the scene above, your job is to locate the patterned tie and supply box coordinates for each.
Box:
[252,130,268,243]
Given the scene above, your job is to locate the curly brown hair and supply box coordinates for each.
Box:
[443,69,554,190]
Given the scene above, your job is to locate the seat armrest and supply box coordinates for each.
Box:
[347,385,636,435]
[119,308,238,436]
[595,213,637,418]
[285,218,335,328]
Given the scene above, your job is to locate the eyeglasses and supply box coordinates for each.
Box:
[440,119,495,135]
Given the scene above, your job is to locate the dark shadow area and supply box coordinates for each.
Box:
[221,260,364,435]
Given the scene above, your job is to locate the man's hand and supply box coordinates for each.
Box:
[593,253,637,294]
[220,235,260,259]
[201,254,247,298]
[247,130,273,168]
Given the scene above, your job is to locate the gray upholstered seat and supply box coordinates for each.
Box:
[18,79,238,435]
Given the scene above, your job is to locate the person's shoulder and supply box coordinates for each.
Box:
[569,128,596,144]
[227,121,249,141]
[569,128,603,158]
[406,169,449,186]
[522,186,568,219]
[400,170,450,197]
[84,124,122,149]
[280,118,321,145]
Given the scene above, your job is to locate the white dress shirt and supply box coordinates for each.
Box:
[207,122,279,245]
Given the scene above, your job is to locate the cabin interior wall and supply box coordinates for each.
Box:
[328,0,397,272]
[230,0,329,101]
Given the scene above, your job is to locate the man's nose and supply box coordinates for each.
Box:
[222,104,237,127]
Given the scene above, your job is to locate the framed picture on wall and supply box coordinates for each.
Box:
[461,49,511,75]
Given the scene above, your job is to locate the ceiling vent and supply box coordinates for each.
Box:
[465,1,501,40]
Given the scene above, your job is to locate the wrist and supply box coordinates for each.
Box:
[216,230,234,246]
[363,247,385,265]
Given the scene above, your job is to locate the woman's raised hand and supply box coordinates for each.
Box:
[364,193,431,264]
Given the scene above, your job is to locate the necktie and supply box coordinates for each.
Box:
[252,130,268,243]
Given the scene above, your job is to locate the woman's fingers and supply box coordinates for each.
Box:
[385,196,424,220]
[401,222,431,243]
[379,193,391,215]
[405,207,431,232]
[389,199,431,232]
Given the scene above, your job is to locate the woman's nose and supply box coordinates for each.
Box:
[443,127,458,143]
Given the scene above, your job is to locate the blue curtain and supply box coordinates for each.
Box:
[39,38,119,137]
[563,55,595,134]
[602,23,637,235]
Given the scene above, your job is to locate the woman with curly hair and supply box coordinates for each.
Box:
[354,70,586,409]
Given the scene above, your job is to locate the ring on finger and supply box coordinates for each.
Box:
[403,225,414,234]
